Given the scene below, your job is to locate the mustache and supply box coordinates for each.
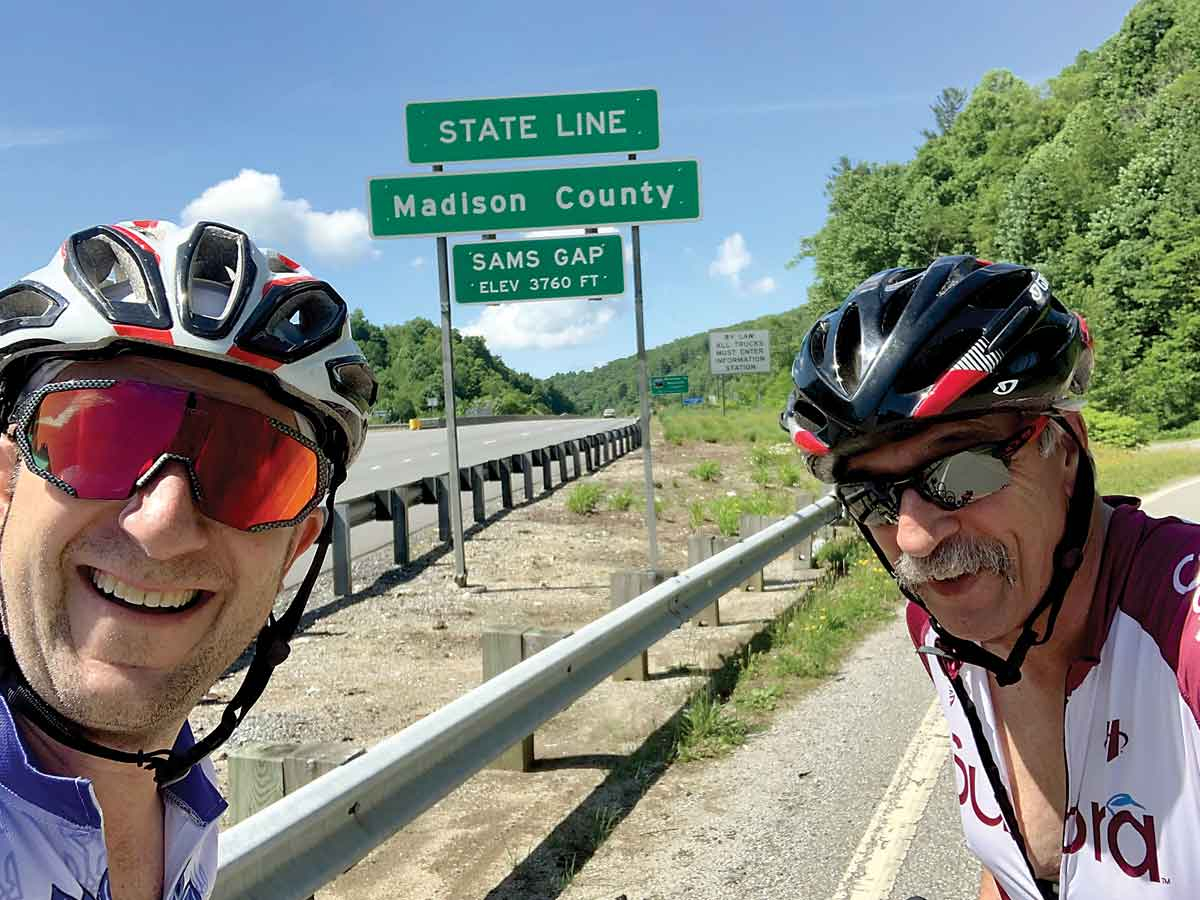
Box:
[893,536,1015,589]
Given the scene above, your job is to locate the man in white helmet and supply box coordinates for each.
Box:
[0,220,376,900]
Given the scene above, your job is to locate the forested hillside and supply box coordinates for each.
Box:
[352,0,1198,426]
[798,0,1200,428]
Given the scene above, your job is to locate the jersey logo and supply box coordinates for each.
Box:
[1105,719,1129,762]
[993,379,1018,396]
[1064,793,1162,883]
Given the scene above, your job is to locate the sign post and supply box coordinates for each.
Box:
[631,210,658,570]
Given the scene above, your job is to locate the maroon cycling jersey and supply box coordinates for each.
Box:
[909,500,1200,899]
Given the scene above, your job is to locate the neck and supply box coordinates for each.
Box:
[983,498,1112,684]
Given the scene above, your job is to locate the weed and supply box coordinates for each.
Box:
[749,445,772,467]
[674,688,747,761]
[750,465,772,486]
[690,460,722,482]
[587,805,621,847]
[608,486,635,511]
[777,461,804,487]
[688,500,707,530]
[566,483,605,515]
[738,684,784,712]
[707,496,742,536]
[743,490,791,517]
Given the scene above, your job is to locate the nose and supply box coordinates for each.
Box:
[894,488,960,559]
[118,460,209,558]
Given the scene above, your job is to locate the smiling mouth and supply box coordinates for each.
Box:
[85,567,210,614]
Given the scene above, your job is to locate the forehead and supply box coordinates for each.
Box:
[840,413,1023,479]
[54,356,298,426]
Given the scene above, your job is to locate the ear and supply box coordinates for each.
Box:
[283,507,326,573]
[0,431,19,521]
[1058,412,1089,499]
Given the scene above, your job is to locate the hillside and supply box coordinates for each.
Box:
[798,0,1200,429]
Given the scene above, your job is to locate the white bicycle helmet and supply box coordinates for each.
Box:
[0,219,378,784]
[0,219,376,468]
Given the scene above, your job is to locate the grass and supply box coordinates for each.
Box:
[1093,446,1200,497]
[565,482,605,515]
[661,406,784,445]
[607,486,636,511]
[690,460,722,482]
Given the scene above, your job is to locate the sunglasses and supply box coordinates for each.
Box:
[13,379,331,532]
[836,417,1049,526]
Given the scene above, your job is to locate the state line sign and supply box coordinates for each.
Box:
[406,89,660,164]
[709,330,772,375]
[367,159,701,238]
[452,234,624,303]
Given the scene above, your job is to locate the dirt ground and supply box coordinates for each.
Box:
[191,427,825,899]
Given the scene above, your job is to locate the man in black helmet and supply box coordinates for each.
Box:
[783,256,1200,900]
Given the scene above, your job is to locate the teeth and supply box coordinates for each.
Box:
[90,569,198,610]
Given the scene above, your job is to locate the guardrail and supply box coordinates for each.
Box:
[215,494,843,900]
[330,423,641,595]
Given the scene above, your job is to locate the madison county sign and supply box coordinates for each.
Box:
[367,159,701,238]
[452,234,625,303]
[406,89,660,164]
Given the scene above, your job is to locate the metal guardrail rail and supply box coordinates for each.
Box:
[215,494,842,900]
[329,423,641,595]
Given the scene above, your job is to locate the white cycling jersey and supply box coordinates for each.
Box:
[909,500,1200,900]
[0,696,225,900]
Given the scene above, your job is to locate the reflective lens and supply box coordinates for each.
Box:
[18,380,328,531]
[836,417,1047,526]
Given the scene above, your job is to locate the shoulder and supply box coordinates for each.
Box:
[1104,505,1200,720]
[905,601,935,679]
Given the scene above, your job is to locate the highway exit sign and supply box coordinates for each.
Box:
[651,375,688,395]
[453,234,625,303]
[406,89,660,164]
[368,159,701,238]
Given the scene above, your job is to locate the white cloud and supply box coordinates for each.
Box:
[180,169,376,264]
[749,276,777,295]
[411,256,427,268]
[463,300,617,350]
[709,233,753,290]
[522,226,619,239]
[0,126,101,151]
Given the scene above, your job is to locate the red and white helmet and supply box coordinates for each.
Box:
[0,219,376,469]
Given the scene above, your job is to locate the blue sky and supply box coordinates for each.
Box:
[2,0,1135,378]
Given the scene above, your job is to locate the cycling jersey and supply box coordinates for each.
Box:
[908,500,1200,900]
[0,695,225,900]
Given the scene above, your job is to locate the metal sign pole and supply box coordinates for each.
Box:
[630,155,659,570]
[434,166,468,586]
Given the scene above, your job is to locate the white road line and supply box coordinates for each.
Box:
[831,699,948,900]
[483,439,498,445]
[401,458,412,463]
[370,465,381,471]
[430,451,440,457]
[520,432,530,437]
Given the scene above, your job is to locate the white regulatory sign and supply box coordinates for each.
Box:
[709,329,771,375]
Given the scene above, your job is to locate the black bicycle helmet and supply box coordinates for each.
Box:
[782,256,1096,686]
[782,255,1092,481]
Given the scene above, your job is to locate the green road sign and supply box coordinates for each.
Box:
[406,89,660,164]
[453,234,624,304]
[651,375,689,395]
[367,159,701,238]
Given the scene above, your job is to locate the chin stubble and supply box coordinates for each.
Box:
[892,535,1016,591]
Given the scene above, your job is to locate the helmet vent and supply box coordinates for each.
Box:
[76,234,149,306]
[895,328,982,394]
[790,396,827,433]
[833,304,862,392]
[971,270,1031,310]
[186,227,243,319]
[0,283,67,336]
[235,282,347,364]
[808,320,829,366]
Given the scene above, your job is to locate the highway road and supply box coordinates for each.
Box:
[284,415,637,589]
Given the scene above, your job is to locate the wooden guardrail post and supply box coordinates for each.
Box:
[519,452,535,502]
[738,514,775,591]
[609,569,674,681]
[686,535,723,626]
[332,502,352,597]
[470,465,487,525]
[795,491,817,568]
[389,487,410,567]
[228,742,365,825]
[482,626,569,771]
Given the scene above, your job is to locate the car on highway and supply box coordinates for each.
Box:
[602,408,615,418]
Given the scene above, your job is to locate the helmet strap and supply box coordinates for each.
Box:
[0,467,346,786]
[857,416,1094,686]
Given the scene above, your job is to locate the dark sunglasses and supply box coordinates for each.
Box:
[13,379,331,532]
[836,416,1049,526]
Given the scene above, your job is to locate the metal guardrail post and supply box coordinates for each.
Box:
[583,436,595,471]
[390,487,410,567]
[332,502,352,597]
[538,448,552,491]
[519,452,534,502]
[556,442,569,482]
[470,466,487,525]
[436,475,451,543]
